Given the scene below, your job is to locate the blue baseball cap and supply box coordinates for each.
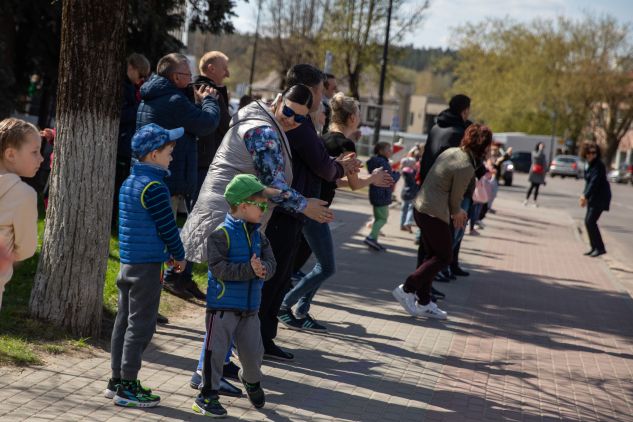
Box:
[131,123,184,159]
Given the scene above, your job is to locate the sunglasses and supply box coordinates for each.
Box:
[282,101,307,123]
[238,200,269,212]
[587,150,597,155]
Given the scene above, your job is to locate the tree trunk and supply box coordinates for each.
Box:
[603,132,620,168]
[348,66,361,100]
[0,4,16,119]
[29,0,127,337]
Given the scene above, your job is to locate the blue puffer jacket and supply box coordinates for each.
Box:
[118,163,171,264]
[207,214,263,312]
[136,75,220,197]
[367,154,400,206]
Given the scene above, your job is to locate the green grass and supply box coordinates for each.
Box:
[0,199,207,367]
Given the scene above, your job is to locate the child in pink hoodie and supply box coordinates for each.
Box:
[0,118,43,311]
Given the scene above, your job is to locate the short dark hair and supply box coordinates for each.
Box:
[449,94,471,115]
[156,53,188,78]
[534,142,544,152]
[373,141,391,156]
[282,84,313,110]
[286,64,325,89]
[324,73,336,89]
[461,123,492,160]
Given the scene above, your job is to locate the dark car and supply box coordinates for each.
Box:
[510,151,532,173]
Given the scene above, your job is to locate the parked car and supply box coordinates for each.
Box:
[549,155,584,179]
[509,151,532,173]
[607,163,633,184]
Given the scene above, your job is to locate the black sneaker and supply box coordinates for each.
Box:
[451,266,470,277]
[156,313,169,325]
[277,309,304,330]
[190,371,201,390]
[298,314,327,332]
[583,249,596,256]
[590,249,606,257]
[190,371,242,397]
[434,272,450,283]
[192,393,227,418]
[183,278,206,300]
[238,370,265,409]
[431,287,446,300]
[104,377,121,399]
[363,236,383,251]
[223,361,240,380]
[162,278,194,299]
[113,380,160,408]
[263,342,294,361]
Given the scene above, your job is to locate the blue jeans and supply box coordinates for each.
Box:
[280,219,336,318]
[452,197,472,251]
[400,200,414,227]
[197,337,233,371]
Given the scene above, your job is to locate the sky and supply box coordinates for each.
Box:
[231,0,633,49]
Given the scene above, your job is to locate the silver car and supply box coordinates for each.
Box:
[549,155,584,179]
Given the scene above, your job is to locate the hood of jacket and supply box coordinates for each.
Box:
[0,173,22,201]
[436,108,466,129]
[140,74,182,102]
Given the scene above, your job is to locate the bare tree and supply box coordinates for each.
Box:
[29,0,127,337]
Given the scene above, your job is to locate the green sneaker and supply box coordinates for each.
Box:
[113,380,160,408]
[192,393,227,418]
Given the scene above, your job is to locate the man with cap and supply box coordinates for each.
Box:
[193,174,276,418]
[105,123,186,408]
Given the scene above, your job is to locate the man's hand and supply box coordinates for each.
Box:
[370,168,394,188]
[194,85,218,103]
[336,153,362,175]
[579,195,587,208]
[250,254,267,279]
[302,198,334,223]
[451,209,468,229]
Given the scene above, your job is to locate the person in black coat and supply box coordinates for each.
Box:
[579,141,611,257]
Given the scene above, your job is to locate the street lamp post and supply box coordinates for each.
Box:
[372,0,393,146]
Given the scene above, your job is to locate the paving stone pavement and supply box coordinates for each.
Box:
[1,190,632,421]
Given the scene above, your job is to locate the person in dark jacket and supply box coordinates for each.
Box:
[136,53,220,211]
[524,142,547,206]
[163,51,233,302]
[365,142,400,251]
[113,53,150,225]
[579,141,611,257]
[418,94,472,280]
[259,64,361,361]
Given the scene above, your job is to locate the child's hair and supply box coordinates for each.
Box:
[373,142,391,156]
[0,118,39,157]
[139,141,176,161]
[229,191,266,213]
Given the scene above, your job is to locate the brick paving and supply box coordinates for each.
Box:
[1,191,632,421]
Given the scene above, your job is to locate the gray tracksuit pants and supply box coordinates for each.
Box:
[201,309,263,395]
[110,263,162,380]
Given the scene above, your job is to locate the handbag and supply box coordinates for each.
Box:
[532,163,544,174]
[472,178,490,204]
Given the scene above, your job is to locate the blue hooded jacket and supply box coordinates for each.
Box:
[367,154,400,206]
[136,74,220,197]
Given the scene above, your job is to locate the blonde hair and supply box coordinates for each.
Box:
[127,53,151,78]
[0,118,39,156]
[198,51,229,74]
[329,93,359,126]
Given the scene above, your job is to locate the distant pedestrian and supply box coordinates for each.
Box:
[400,154,418,232]
[365,142,400,251]
[106,124,186,408]
[579,141,611,257]
[0,118,42,311]
[524,142,546,206]
[392,124,492,320]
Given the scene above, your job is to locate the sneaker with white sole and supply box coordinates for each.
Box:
[413,301,447,320]
[392,284,418,316]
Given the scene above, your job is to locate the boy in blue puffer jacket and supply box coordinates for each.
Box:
[365,142,400,251]
[193,174,276,418]
[106,123,186,408]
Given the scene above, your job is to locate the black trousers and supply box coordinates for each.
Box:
[259,209,304,347]
[585,207,605,252]
[526,183,540,201]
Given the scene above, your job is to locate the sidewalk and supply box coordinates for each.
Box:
[1,191,632,421]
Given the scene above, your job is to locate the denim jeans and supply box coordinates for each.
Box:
[452,197,472,249]
[197,336,233,371]
[400,200,415,227]
[280,219,336,318]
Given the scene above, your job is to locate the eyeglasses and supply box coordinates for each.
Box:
[282,101,307,123]
[238,200,269,212]
[174,72,192,78]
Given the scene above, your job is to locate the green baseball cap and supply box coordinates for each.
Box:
[224,174,267,206]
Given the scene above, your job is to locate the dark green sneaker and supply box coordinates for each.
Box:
[105,378,152,399]
[238,369,265,409]
[113,380,160,408]
[277,309,303,330]
[192,393,227,418]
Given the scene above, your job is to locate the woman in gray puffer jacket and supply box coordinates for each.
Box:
[525,142,547,206]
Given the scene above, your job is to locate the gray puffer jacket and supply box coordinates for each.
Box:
[180,101,293,263]
[528,150,547,185]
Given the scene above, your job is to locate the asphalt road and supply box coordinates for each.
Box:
[496,172,633,268]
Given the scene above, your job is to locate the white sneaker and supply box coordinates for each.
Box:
[392,284,417,316]
[413,301,448,320]
[476,221,485,229]
[522,200,528,206]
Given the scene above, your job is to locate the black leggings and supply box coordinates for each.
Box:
[526,183,540,201]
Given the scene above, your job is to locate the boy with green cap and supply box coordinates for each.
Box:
[193,174,277,418]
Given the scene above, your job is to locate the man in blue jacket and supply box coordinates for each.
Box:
[136,53,220,299]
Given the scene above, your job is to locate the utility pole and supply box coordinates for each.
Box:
[372,0,393,145]
[248,0,263,96]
